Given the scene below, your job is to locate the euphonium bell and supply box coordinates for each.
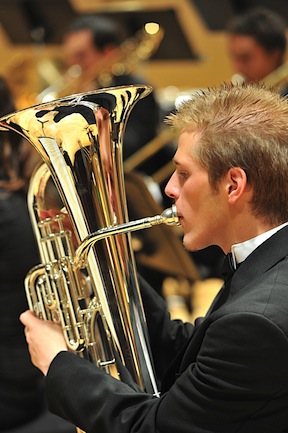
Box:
[0,85,179,397]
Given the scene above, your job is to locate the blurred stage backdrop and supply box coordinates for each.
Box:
[0,0,287,110]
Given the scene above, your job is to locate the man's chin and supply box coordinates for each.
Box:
[182,237,198,252]
[183,236,210,253]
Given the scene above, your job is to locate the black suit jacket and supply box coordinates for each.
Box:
[46,225,288,433]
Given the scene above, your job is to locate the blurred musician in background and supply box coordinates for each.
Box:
[0,76,74,433]
[226,6,288,96]
[62,14,174,180]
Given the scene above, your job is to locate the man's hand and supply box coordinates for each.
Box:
[20,310,68,376]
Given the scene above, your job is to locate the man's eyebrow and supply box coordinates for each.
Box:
[173,157,188,168]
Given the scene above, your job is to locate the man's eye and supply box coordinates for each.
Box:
[178,171,188,182]
[178,171,188,179]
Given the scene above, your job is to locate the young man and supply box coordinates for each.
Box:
[21,82,288,432]
[227,7,288,95]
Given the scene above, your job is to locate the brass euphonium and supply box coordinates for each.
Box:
[0,85,179,401]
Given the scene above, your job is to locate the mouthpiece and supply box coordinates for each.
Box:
[161,204,179,226]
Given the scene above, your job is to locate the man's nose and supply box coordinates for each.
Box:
[165,173,178,199]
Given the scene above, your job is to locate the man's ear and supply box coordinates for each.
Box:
[225,167,248,204]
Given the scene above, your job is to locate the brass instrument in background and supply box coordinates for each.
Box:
[261,60,288,93]
[123,126,177,184]
[38,25,164,103]
[0,86,182,432]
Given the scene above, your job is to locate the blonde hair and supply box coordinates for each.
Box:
[166,83,288,225]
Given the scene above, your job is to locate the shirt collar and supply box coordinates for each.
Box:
[231,222,288,269]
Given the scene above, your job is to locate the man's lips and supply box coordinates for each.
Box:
[177,213,183,224]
